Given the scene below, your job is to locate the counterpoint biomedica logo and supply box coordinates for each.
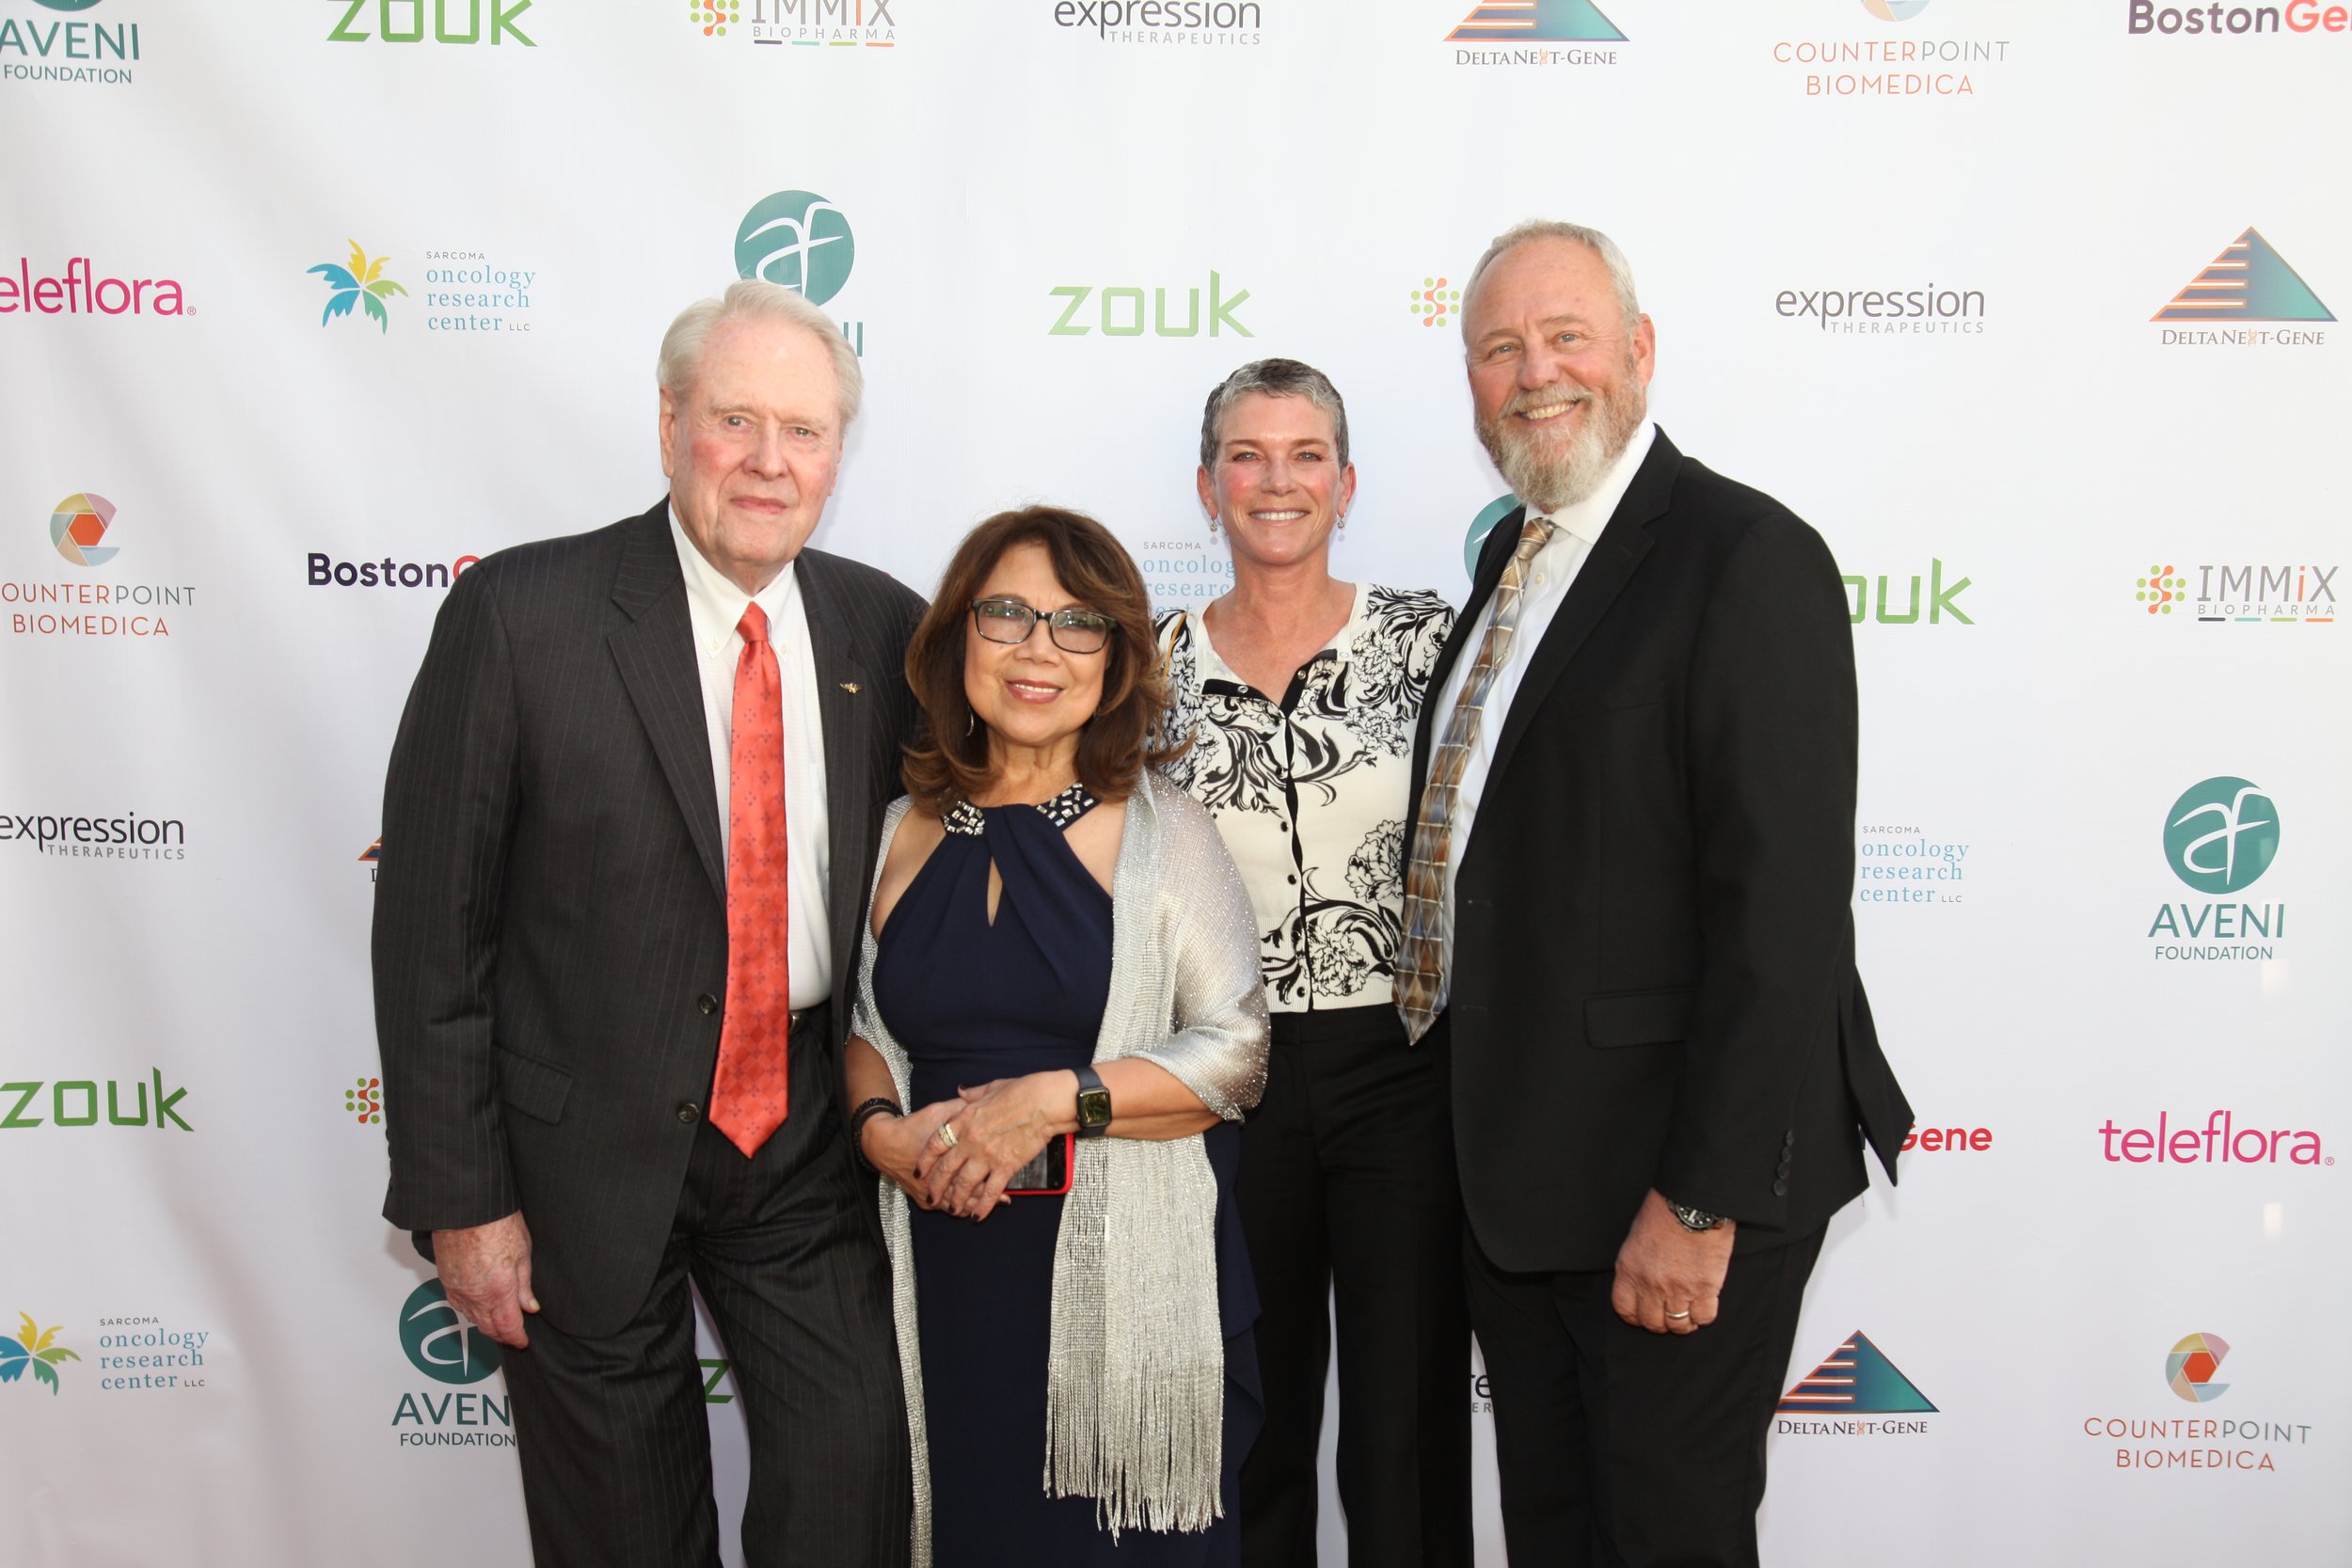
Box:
[735,191,854,305]
[50,493,117,565]
[2168,1332,2230,1403]
[398,1280,501,1386]
[2163,778,2278,895]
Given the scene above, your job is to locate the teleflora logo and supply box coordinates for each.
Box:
[2153,229,2332,347]
[1446,0,1625,69]
[0,1314,80,1394]
[2083,1335,2317,1473]
[2097,1111,2328,1167]
[0,258,183,315]
[1776,1332,1938,1437]
[390,1280,514,1450]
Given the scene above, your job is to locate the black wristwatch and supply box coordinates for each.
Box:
[1073,1065,1112,1138]
[1667,1200,1724,1233]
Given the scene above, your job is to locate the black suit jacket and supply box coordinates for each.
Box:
[373,499,925,1336]
[1412,430,1910,1274]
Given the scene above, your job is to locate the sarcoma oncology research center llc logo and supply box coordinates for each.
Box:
[2164,777,2278,895]
[399,1280,501,1385]
[0,1313,80,1394]
[309,241,407,332]
[2169,1332,2230,1403]
[736,191,853,307]
[51,492,117,565]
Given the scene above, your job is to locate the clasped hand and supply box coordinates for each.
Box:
[862,1073,1065,1220]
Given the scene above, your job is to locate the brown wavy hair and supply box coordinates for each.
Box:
[901,506,1175,814]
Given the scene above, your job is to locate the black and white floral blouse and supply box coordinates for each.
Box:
[1155,584,1455,1014]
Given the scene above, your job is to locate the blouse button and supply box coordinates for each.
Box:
[1287,874,1298,886]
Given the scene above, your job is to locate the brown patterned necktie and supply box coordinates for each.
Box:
[1395,515,1557,1045]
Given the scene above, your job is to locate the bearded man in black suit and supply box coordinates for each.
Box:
[374,278,922,1566]
[1396,222,1912,1568]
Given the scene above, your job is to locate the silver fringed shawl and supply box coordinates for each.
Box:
[852,770,1270,1564]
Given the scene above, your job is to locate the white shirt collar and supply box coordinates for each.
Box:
[1529,420,1658,546]
[668,504,800,653]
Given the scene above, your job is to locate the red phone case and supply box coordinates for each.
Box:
[1005,1132,1075,1196]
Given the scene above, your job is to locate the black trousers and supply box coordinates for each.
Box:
[1237,1004,1472,1568]
[500,1009,911,1568]
[1465,1220,1826,1568]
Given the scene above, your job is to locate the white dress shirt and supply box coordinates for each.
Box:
[669,510,833,1008]
[1433,420,1658,975]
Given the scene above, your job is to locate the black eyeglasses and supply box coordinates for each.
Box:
[970,597,1114,654]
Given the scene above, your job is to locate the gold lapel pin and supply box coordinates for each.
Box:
[840,682,862,695]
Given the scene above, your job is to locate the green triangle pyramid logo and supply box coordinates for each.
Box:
[1778,1331,1938,1415]
[2153,229,2335,323]
[1447,0,1627,43]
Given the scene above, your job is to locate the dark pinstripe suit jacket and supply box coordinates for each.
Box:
[373,499,926,1337]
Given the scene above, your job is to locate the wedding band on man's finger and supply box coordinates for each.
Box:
[1665,1309,1692,1321]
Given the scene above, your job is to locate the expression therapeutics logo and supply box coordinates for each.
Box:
[1775,1331,1937,1437]
[50,493,118,565]
[2153,229,2332,347]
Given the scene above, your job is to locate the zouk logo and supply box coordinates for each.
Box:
[391,1281,514,1450]
[0,0,144,88]
[1841,560,1973,626]
[2150,777,2285,962]
[0,257,184,315]
[2134,561,2335,625]
[2153,229,2332,346]
[1047,271,1253,340]
[736,189,865,355]
[0,1314,80,1395]
[327,0,536,46]
[2084,1333,2317,1473]
[1775,1331,1938,1436]
[1445,0,1625,69]
[1771,0,2010,100]
[0,1071,193,1130]
[702,0,898,48]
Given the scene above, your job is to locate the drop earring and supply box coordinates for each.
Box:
[1206,512,1220,539]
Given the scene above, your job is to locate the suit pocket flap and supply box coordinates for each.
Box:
[1584,987,1697,1048]
[495,1045,573,1125]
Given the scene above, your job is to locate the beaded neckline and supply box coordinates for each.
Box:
[942,782,1100,837]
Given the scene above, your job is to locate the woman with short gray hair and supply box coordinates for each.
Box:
[1157,358,1470,1566]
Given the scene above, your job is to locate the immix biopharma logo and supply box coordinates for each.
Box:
[1770,0,2010,100]
[2148,776,2285,962]
[0,0,144,87]
[2135,561,2335,625]
[2083,1334,2318,1475]
[692,0,899,49]
[737,189,866,355]
[391,1280,514,1450]
[2153,228,2332,348]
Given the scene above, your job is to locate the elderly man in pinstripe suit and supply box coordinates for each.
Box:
[374,278,923,1566]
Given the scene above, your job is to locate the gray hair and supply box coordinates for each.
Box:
[1460,220,1643,344]
[656,277,865,428]
[1198,357,1351,472]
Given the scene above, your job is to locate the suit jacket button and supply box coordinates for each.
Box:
[1776,1161,1791,1179]
[697,994,720,1016]
[1772,1178,1789,1196]
[677,1102,700,1124]
[1783,1130,1796,1148]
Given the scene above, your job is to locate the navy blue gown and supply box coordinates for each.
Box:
[872,790,1260,1567]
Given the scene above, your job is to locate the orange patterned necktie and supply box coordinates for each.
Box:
[1395,515,1557,1046]
[710,602,792,1157]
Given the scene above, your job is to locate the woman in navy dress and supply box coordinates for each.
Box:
[841,507,1270,1567]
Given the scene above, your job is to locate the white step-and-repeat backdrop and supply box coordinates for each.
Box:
[4,1,2346,1562]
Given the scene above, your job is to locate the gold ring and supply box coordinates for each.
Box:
[935,1122,960,1148]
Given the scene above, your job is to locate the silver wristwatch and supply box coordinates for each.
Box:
[1668,1200,1724,1232]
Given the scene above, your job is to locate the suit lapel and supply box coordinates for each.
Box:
[1485,432,1681,787]
[794,549,877,995]
[608,501,727,902]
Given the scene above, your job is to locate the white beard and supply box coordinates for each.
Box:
[1477,367,1646,515]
